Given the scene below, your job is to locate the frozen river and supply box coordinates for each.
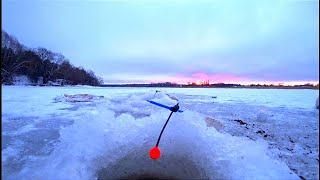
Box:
[2,86,319,179]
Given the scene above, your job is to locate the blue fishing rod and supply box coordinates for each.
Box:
[147,97,183,159]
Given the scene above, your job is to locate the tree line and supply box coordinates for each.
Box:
[1,30,103,86]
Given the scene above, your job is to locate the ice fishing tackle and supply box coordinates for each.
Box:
[147,100,181,160]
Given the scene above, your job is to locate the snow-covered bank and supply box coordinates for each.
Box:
[2,86,319,179]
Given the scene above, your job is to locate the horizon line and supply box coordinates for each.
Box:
[102,81,319,86]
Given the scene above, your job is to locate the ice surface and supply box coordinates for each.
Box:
[2,86,319,180]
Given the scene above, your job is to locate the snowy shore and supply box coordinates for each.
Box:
[2,86,319,179]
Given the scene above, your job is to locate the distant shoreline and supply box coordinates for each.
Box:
[99,84,319,90]
[2,84,318,90]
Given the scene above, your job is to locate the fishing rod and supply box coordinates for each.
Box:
[147,99,182,160]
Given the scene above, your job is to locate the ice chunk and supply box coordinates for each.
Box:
[204,117,224,132]
[54,94,104,103]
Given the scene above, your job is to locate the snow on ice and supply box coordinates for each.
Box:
[2,86,319,179]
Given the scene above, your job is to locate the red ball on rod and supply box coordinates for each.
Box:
[149,146,161,160]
